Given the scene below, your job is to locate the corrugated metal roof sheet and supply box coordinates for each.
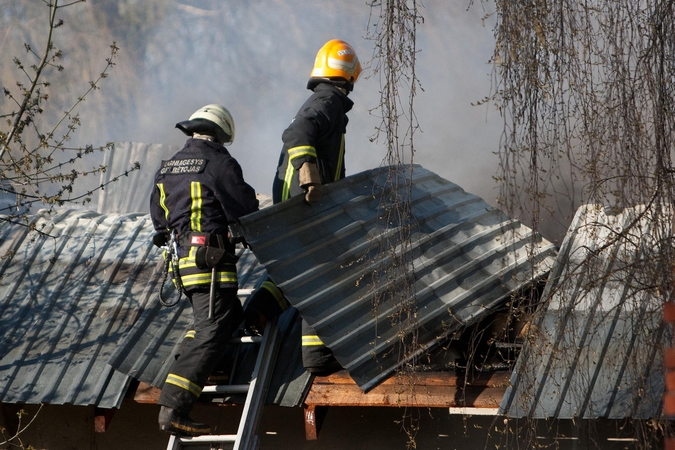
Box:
[0,209,159,408]
[500,204,668,419]
[0,198,312,409]
[0,138,315,410]
[240,165,558,392]
[0,183,19,216]
[96,141,179,214]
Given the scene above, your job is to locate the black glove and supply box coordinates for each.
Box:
[228,223,248,247]
[152,232,169,248]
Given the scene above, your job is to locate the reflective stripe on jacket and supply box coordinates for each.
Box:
[272,83,353,203]
[150,138,258,291]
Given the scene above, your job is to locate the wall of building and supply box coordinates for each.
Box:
[0,402,655,449]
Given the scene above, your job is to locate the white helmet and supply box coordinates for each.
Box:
[176,104,235,145]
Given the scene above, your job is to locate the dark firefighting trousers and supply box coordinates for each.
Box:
[244,277,289,333]
[245,278,334,371]
[158,287,243,413]
[301,319,337,372]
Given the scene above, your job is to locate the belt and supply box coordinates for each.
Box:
[178,232,228,248]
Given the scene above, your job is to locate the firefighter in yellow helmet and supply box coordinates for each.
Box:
[245,39,361,374]
[274,38,361,203]
[150,104,258,436]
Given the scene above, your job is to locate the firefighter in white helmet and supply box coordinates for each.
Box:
[245,39,362,374]
[150,104,258,436]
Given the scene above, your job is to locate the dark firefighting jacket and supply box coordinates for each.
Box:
[267,83,354,371]
[272,83,354,203]
[149,138,259,291]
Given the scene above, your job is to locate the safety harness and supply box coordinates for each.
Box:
[156,227,243,309]
[158,230,184,307]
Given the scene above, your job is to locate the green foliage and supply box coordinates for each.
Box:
[0,0,140,234]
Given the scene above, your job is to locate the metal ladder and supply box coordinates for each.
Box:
[166,318,281,450]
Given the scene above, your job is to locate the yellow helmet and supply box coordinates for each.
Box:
[308,39,361,91]
[176,104,235,145]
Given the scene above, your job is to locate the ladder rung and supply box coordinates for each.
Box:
[177,434,237,443]
[202,384,250,394]
[229,335,262,344]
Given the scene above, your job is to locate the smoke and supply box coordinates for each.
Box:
[0,0,501,206]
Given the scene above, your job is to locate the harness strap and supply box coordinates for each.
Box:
[178,232,229,248]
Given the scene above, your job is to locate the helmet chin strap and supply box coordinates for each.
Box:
[193,133,216,142]
[306,78,353,93]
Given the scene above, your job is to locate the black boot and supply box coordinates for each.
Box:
[158,406,211,436]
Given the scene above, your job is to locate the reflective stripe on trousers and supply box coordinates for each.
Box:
[158,288,243,413]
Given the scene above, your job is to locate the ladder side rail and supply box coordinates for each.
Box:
[233,319,281,450]
[202,384,250,394]
[166,434,181,450]
[164,287,273,450]
[225,289,262,388]
[171,434,239,448]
